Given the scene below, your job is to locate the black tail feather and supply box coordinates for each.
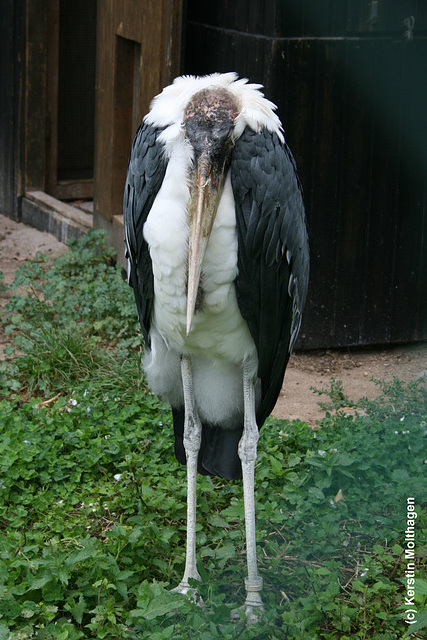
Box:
[172,407,243,480]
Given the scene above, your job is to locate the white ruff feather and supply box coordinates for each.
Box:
[145,72,284,145]
[142,73,273,425]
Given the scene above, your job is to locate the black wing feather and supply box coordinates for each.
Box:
[123,122,168,346]
[231,127,309,427]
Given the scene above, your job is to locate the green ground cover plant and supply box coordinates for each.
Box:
[0,231,426,639]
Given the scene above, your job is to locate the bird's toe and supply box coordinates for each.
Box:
[171,581,205,609]
[230,601,264,625]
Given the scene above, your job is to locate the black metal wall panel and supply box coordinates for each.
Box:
[184,0,427,348]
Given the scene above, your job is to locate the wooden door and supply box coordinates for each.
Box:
[94,0,183,227]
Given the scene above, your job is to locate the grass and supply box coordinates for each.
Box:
[0,230,426,639]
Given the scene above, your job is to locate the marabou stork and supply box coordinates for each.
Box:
[123,72,309,621]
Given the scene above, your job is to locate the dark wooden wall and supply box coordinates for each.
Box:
[0,0,98,210]
[183,0,427,349]
[0,0,25,219]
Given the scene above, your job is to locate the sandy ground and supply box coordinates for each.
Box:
[1,212,426,423]
[277,343,426,424]
[0,213,69,287]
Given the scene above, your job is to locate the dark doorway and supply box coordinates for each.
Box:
[46,0,97,200]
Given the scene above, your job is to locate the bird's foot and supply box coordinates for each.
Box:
[231,577,264,625]
[230,602,264,625]
[171,580,205,609]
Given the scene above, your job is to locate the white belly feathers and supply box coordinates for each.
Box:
[142,154,258,425]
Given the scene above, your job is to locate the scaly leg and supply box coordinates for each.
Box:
[232,364,263,623]
[172,355,202,600]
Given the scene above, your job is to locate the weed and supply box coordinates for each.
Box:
[1,230,141,400]
[0,232,426,638]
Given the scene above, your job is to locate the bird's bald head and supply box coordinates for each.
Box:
[184,87,239,160]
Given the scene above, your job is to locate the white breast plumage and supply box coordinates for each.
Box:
[144,156,256,366]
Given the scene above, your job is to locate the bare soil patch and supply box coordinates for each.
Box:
[1,212,426,422]
[0,213,68,289]
[276,342,427,425]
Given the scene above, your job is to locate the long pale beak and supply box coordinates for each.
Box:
[186,153,226,336]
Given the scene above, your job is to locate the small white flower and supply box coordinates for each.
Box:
[83,389,89,397]
[70,398,78,407]
[318,450,327,457]
[360,568,369,577]
[114,473,122,482]
[400,416,405,422]
[330,448,338,454]
[23,440,30,445]
[56,500,64,505]
[86,406,91,414]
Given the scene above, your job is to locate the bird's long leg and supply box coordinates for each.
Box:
[233,364,263,623]
[172,355,202,599]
